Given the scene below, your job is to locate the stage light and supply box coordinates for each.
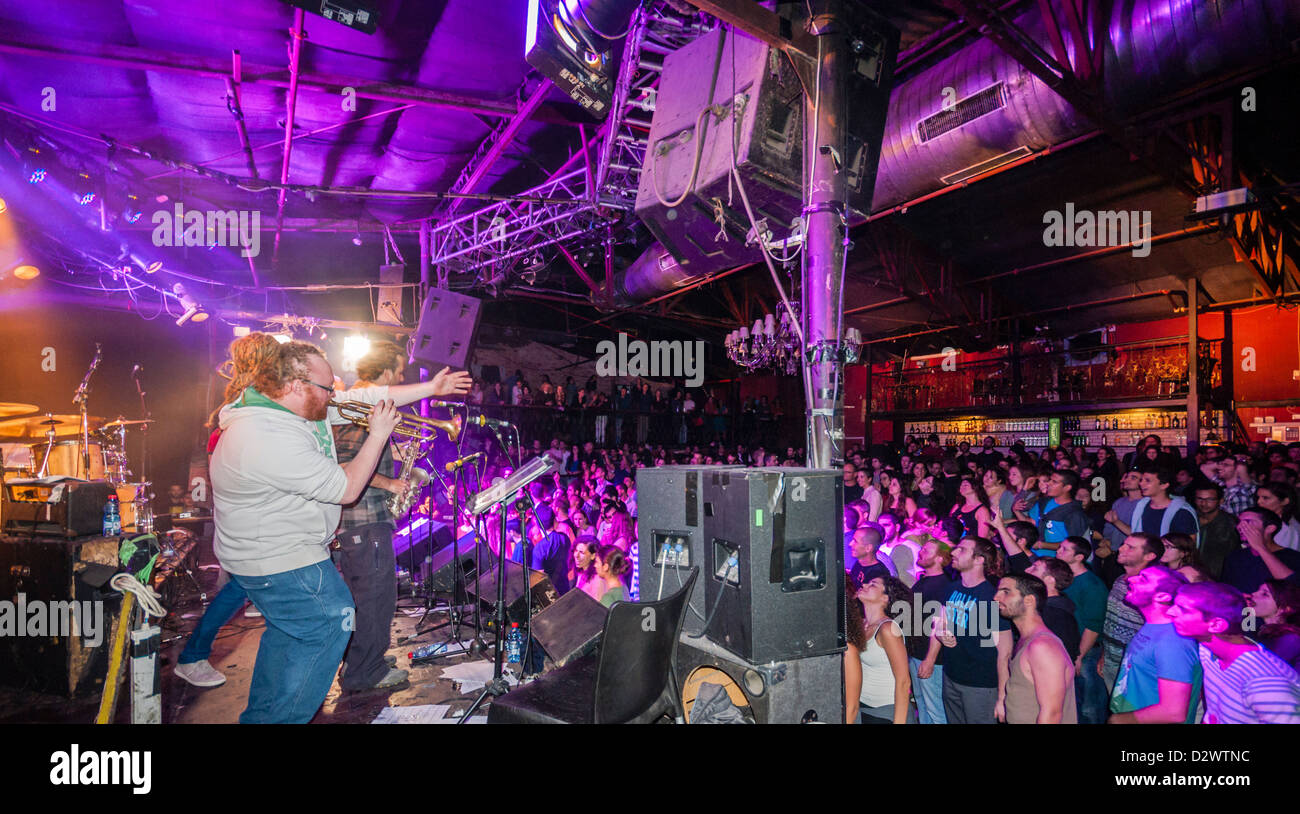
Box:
[352,221,363,246]
[23,147,46,184]
[191,311,209,323]
[272,333,292,344]
[525,0,640,120]
[144,261,162,274]
[74,173,97,206]
[123,194,143,223]
[172,283,205,326]
[0,198,5,214]
[342,335,371,370]
[13,265,40,280]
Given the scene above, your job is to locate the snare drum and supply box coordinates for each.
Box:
[29,440,106,480]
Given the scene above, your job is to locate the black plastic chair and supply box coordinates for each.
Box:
[487,568,699,724]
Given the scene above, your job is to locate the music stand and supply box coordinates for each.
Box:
[460,453,560,722]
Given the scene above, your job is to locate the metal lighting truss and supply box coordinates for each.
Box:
[429,3,711,282]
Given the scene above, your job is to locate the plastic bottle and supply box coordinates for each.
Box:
[103,497,117,537]
[506,623,522,664]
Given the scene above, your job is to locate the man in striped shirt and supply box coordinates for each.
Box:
[1168,582,1300,724]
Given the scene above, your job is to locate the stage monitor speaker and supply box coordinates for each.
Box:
[531,588,608,668]
[409,289,482,371]
[421,530,487,593]
[467,561,559,623]
[635,466,742,637]
[699,467,844,663]
[676,634,844,724]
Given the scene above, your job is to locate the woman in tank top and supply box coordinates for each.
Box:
[843,576,914,724]
[947,476,992,540]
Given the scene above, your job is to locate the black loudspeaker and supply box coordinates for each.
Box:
[531,588,608,668]
[676,634,844,724]
[0,536,124,697]
[466,561,559,623]
[409,289,482,371]
[636,466,742,637]
[423,525,488,590]
[699,468,844,663]
[3,480,115,538]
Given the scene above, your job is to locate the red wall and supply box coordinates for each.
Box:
[1232,305,1299,404]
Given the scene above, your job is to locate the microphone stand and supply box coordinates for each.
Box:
[73,343,102,478]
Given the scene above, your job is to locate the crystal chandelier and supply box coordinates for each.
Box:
[724,304,864,375]
[725,307,803,375]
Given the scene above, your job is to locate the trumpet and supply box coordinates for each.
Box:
[328,400,462,442]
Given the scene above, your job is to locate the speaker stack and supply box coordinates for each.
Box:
[636,466,845,723]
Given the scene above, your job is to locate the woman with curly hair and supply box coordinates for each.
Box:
[844,575,914,724]
[176,332,281,688]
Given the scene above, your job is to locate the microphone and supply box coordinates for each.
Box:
[131,364,142,377]
[445,452,485,473]
[465,413,514,429]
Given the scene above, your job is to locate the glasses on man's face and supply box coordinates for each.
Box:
[301,378,333,394]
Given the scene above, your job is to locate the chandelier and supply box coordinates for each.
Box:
[725,307,803,375]
[724,304,864,375]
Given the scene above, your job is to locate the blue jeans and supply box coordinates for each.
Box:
[177,578,249,665]
[908,657,947,724]
[231,561,355,724]
[1075,647,1108,725]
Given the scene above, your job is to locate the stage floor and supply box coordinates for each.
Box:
[0,544,501,724]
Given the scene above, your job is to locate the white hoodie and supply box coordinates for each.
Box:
[211,386,389,576]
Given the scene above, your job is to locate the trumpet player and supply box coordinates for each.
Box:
[210,340,469,723]
[332,341,442,693]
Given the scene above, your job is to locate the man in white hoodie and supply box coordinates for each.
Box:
[210,341,406,724]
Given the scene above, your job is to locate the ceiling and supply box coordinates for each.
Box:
[0,0,1297,365]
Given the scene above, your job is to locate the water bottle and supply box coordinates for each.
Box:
[409,642,446,662]
[506,623,522,664]
[110,496,122,536]
[102,497,116,537]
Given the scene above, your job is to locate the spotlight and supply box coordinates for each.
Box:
[13,265,40,280]
[525,0,640,120]
[352,221,363,246]
[191,311,210,323]
[144,261,162,274]
[122,194,142,223]
[342,335,371,370]
[272,333,291,344]
[172,283,204,326]
[23,148,46,184]
[74,173,97,206]
[0,198,5,214]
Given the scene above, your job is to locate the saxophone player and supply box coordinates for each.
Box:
[332,341,470,692]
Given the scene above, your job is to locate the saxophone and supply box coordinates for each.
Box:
[386,439,430,518]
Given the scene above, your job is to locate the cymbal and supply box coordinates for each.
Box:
[102,418,155,429]
[0,414,104,441]
[0,402,38,419]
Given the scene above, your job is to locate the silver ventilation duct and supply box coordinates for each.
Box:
[614,0,1300,305]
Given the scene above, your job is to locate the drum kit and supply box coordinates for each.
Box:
[0,405,156,534]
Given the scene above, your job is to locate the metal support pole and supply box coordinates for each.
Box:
[1186,277,1200,455]
[1222,308,1235,443]
[804,2,848,469]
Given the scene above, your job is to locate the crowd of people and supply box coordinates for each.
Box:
[840,432,1300,724]
[175,329,1299,725]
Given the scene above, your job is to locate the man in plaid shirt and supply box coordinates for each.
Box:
[332,342,469,692]
[1212,456,1256,517]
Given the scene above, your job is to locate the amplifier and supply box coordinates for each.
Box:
[2,480,115,538]
[677,633,844,724]
[699,468,843,663]
[0,535,124,697]
[636,466,742,636]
